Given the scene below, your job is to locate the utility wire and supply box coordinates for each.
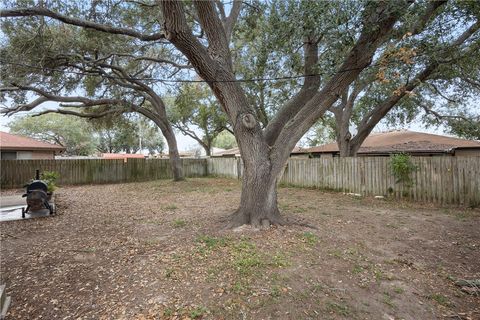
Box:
[0,59,391,84]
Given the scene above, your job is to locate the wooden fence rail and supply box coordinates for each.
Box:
[207,156,480,206]
[1,156,479,206]
[0,158,207,188]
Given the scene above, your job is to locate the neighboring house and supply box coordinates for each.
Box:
[100,153,146,160]
[0,131,65,160]
[212,146,305,158]
[211,147,241,158]
[291,130,480,158]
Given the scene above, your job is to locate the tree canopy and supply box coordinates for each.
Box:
[168,82,230,156]
[8,113,97,155]
[8,113,165,155]
[1,0,479,226]
[1,0,190,179]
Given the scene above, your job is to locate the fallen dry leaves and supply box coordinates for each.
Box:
[1,178,479,319]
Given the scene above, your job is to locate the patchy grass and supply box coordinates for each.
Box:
[164,204,178,210]
[300,231,319,245]
[1,178,479,320]
[429,293,451,307]
[172,219,187,228]
[394,286,405,294]
[325,302,351,316]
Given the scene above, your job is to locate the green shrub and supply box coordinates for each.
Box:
[390,153,417,187]
[40,171,59,193]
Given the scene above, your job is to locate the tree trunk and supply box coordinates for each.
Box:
[228,156,284,228]
[142,109,185,182]
[204,139,212,157]
[163,128,184,181]
[338,138,360,157]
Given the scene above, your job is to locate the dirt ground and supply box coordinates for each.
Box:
[1,178,479,320]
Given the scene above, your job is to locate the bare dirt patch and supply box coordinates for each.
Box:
[1,178,479,319]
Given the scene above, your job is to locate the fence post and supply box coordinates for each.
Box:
[204,158,209,176]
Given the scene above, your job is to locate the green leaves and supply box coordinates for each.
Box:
[169,82,229,152]
[390,153,417,187]
[8,113,98,156]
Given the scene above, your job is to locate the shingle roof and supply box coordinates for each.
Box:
[0,131,65,151]
[296,130,480,154]
[214,146,306,157]
[101,153,146,159]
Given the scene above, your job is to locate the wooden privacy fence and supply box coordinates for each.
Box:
[208,156,480,206]
[1,156,479,206]
[0,158,207,188]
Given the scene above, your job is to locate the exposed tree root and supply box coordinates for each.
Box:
[223,209,316,230]
[283,217,318,230]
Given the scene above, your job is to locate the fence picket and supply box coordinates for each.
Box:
[2,156,479,206]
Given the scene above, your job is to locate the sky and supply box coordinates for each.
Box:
[1,105,451,153]
[0,110,200,152]
[0,1,470,151]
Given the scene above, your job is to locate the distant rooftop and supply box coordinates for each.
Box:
[213,146,305,157]
[0,131,65,151]
[101,153,146,159]
[295,130,480,155]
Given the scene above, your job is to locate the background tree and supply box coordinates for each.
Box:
[2,0,478,227]
[327,1,480,156]
[302,117,336,147]
[213,131,237,150]
[8,113,97,155]
[0,1,189,180]
[93,115,165,154]
[168,82,229,156]
[446,117,480,140]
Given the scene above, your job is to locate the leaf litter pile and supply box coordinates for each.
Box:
[1,178,479,319]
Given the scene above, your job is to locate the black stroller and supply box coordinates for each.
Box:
[22,171,55,218]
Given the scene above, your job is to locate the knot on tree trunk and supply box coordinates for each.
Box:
[241,113,256,129]
[163,23,175,41]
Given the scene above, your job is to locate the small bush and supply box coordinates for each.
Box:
[390,153,417,187]
[40,171,59,193]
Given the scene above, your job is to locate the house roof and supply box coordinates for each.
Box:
[0,131,65,152]
[213,146,306,157]
[101,153,146,159]
[295,130,480,155]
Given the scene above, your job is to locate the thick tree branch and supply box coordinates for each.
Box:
[0,84,133,116]
[1,96,49,115]
[1,7,165,41]
[32,108,122,119]
[224,0,242,43]
[193,0,232,69]
[160,0,239,119]
[264,38,321,145]
[270,0,413,162]
[350,21,479,152]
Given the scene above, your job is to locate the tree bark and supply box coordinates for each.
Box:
[147,116,184,181]
[205,145,211,157]
[137,104,184,181]
[161,128,183,181]
[228,157,284,228]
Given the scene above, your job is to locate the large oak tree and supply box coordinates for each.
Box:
[2,0,478,227]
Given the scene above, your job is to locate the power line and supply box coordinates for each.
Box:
[0,59,378,84]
